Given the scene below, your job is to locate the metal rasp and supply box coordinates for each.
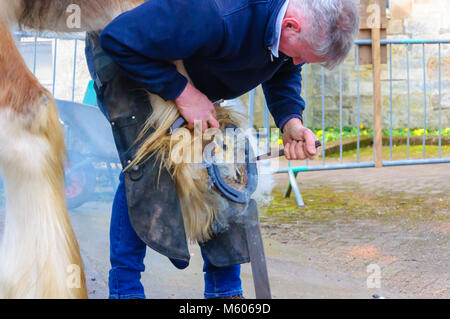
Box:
[255,140,322,161]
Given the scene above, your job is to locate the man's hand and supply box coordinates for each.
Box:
[175,82,220,132]
[282,118,317,160]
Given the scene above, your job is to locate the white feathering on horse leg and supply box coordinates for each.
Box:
[0,100,87,298]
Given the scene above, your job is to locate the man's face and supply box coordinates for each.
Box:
[279,17,327,65]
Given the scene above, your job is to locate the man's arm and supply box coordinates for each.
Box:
[261,61,305,131]
[262,61,317,160]
[99,0,224,102]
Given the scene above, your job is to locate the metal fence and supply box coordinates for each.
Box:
[251,39,450,163]
[15,32,85,100]
[16,33,450,206]
[250,39,450,205]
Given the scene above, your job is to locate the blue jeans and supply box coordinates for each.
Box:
[109,173,243,299]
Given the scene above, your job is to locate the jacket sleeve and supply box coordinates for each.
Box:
[262,61,305,130]
[99,0,224,101]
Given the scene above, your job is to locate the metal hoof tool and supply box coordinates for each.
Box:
[246,203,271,299]
[255,140,322,161]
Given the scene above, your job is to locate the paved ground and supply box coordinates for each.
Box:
[260,162,449,299]
[73,201,373,299]
[0,163,448,299]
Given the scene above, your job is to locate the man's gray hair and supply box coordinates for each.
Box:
[294,0,360,69]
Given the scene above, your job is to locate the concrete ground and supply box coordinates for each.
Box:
[1,163,448,299]
[261,161,449,299]
[71,162,450,299]
[74,201,374,299]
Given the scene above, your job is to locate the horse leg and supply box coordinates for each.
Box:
[0,0,147,299]
[0,21,87,299]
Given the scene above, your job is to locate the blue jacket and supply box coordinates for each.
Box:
[100,0,305,129]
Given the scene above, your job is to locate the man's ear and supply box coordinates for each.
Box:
[281,18,302,33]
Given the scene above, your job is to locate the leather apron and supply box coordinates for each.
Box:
[84,32,252,268]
